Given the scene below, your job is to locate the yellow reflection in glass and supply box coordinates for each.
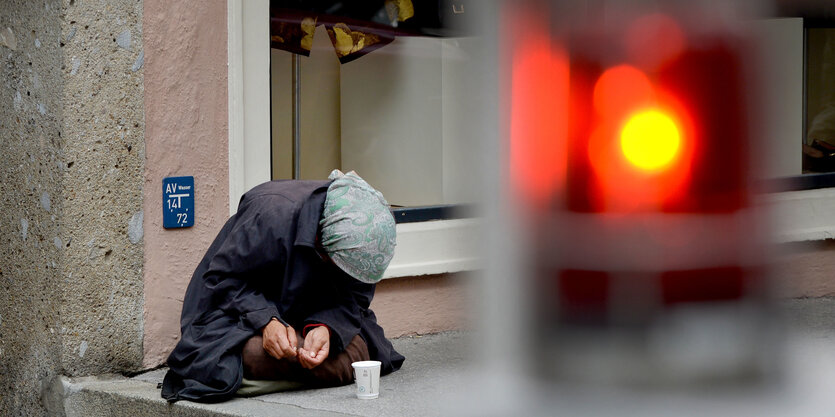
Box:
[620,109,680,171]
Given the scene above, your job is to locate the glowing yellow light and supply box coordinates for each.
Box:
[620,109,681,171]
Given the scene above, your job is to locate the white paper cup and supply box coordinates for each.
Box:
[351,360,382,399]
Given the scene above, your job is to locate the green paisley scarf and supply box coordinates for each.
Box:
[320,170,396,283]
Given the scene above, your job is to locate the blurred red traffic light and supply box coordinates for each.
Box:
[506,7,758,320]
[585,63,696,212]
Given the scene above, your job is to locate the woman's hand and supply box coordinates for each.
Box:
[262,318,298,360]
[298,326,330,369]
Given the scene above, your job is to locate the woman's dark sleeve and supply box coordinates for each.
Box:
[304,273,375,352]
[197,210,289,331]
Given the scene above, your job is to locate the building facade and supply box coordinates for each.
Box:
[1,1,474,415]
[4,1,835,416]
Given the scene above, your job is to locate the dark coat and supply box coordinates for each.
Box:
[161,180,405,403]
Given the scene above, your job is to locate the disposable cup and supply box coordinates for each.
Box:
[351,360,382,399]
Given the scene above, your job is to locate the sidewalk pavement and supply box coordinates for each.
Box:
[61,299,835,416]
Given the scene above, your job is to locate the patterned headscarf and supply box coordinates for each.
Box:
[320,170,397,283]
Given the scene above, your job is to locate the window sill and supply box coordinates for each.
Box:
[383,218,481,279]
[766,187,835,242]
[380,184,835,274]
[379,184,835,277]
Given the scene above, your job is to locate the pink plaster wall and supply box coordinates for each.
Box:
[774,241,835,298]
[139,0,470,369]
[143,0,230,368]
[371,274,472,337]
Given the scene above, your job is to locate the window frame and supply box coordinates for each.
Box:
[764,17,835,242]
[227,0,479,278]
[797,18,835,180]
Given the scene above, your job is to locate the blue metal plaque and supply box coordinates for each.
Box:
[163,176,195,229]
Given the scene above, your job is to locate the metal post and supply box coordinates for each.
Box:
[292,54,301,179]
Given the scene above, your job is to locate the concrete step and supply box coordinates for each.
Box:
[61,332,471,417]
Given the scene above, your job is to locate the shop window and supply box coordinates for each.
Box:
[804,25,835,175]
[770,4,835,190]
[268,2,480,219]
